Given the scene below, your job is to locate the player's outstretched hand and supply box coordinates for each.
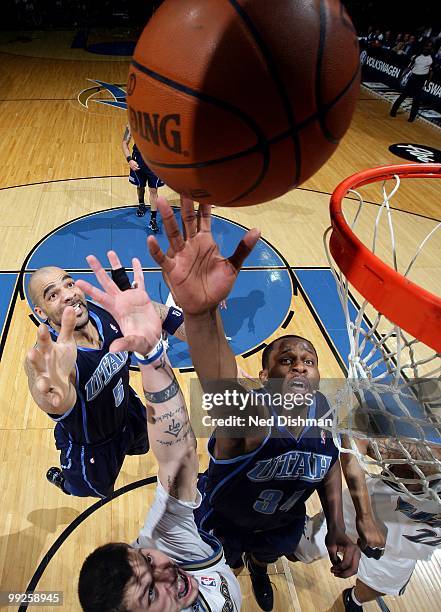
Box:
[75,253,162,355]
[148,197,261,315]
[326,529,360,578]
[26,306,77,409]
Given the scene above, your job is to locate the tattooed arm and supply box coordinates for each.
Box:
[140,353,197,501]
[122,123,132,158]
[122,124,140,171]
[75,251,197,502]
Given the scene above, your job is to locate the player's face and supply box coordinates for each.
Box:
[33,269,89,330]
[124,547,198,611]
[262,338,320,397]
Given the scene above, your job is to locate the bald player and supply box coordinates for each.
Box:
[24,256,186,497]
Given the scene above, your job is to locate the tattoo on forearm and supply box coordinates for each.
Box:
[123,126,130,142]
[164,418,184,438]
[150,405,185,424]
[157,423,194,446]
[144,378,179,403]
[153,353,167,370]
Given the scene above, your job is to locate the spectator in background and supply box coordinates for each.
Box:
[382,30,393,50]
[390,40,434,122]
[368,28,383,46]
[393,32,410,54]
[403,34,417,56]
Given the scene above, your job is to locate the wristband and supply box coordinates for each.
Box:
[126,155,133,163]
[134,338,165,365]
[111,266,131,291]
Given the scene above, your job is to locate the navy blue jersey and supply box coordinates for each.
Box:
[48,301,133,445]
[132,143,148,171]
[197,392,338,535]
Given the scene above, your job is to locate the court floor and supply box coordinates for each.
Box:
[0,29,440,611]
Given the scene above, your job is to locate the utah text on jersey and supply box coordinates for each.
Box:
[247,450,333,483]
[85,351,129,401]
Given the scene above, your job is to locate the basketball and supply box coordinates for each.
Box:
[127,0,360,207]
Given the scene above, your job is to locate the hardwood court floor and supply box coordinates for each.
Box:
[0,31,440,611]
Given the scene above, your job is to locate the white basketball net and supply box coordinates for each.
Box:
[324,174,441,505]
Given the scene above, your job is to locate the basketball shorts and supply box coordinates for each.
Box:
[295,479,441,596]
[129,150,164,190]
[194,485,305,567]
[54,387,149,498]
[218,522,305,568]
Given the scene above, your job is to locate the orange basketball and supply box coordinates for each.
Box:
[127,0,360,207]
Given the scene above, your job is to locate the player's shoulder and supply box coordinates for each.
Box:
[315,390,332,416]
[87,300,116,323]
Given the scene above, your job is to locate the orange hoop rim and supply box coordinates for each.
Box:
[329,163,441,354]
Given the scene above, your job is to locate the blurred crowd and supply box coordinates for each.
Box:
[4,0,162,29]
[359,25,441,67]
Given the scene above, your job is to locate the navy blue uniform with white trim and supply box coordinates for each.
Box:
[195,392,339,566]
[48,301,149,498]
[129,144,165,189]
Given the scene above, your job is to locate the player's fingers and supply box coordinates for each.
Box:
[147,236,174,274]
[57,306,76,343]
[86,254,119,295]
[180,196,197,239]
[75,279,111,310]
[331,547,359,578]
[157,197,185,252]
[107,250,122,270]
[228,228,261,271]
[27,345,46,374]
[197,203,212,233]
[327,546,339,567]
[36,322,54,353]
[132,258,146,292]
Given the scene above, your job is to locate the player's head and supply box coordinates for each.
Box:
[78,542,198,612]
[28,266,89,331]
[422,40,433,55]
[259,335,320,396]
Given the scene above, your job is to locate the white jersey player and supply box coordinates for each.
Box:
[75,253,241,611]
[295,437,441,611]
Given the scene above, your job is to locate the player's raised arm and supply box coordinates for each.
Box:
[75,253,198,502]
[148,197,259,379]
[108,249,187,341]
[148,197,263,456]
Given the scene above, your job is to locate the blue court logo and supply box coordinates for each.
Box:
[78,80,128,110]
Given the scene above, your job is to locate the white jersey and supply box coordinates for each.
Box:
[295,477,441,596]
[133,480,241,611]
[353,478,441,561]
[412,54,433,75]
